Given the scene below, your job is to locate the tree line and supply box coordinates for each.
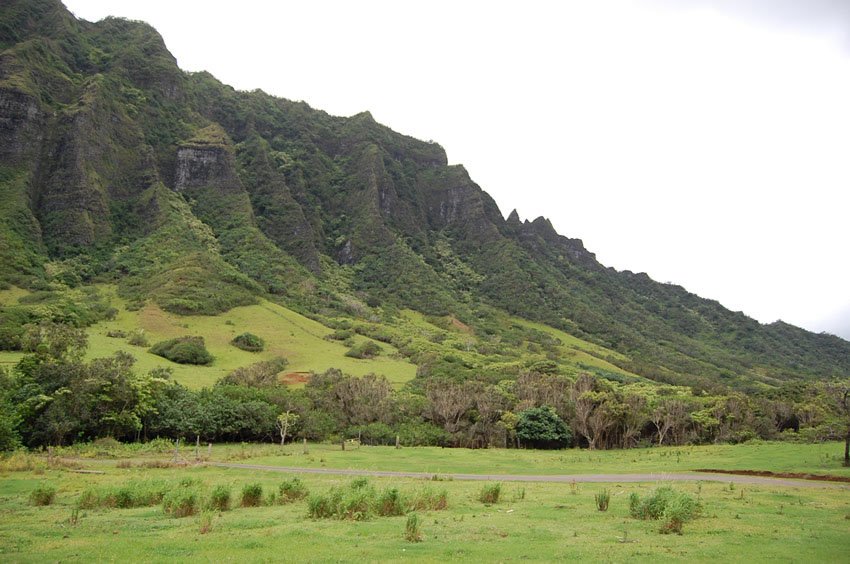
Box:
[1,322,848,466]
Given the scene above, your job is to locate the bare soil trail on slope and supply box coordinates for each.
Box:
[209,462,850,489]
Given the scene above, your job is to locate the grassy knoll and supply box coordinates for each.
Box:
[210,441,850,479]
[0,285,418,389]
[0,450,848,562]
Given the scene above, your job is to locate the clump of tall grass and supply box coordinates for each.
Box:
[629,486,701,534]
[240,483,263,507]
[162,486,200,518]
[29,484,56,506]
[198,511,214,534]
[308,481,449,521]
[408,486,448,511]
[478,483,501,504]
[375,487,405,516]
[595,489,610,511]
[207,485,231,511]
[405,513,423,542]
[278,477,308,503]
[77,480,171,509]
[307,486,373,521]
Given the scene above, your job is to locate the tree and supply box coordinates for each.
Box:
[651,398,690,446]
[277,410,299,445]
[571,374,614,449]
[0,368,21,451]
[824,381,850,467]
[516,406,572,449]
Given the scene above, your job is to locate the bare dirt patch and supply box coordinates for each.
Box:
[281,372,311,385]
[693,468,850,483]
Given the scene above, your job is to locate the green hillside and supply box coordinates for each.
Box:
[0,0,848,396]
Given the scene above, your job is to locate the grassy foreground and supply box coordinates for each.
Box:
[1,443,849,562]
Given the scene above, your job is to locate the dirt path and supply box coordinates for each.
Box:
[210,463,850,489]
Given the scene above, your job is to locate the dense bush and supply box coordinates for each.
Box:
[344,340,382,359]
[149,336,213,365]
[516,406,572,449]
[231,332,265,352]
[219,357,288,387]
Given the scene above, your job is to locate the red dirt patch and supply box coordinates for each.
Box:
[448,316,473,334]
[694,468,850,483]
[281,372,311,385]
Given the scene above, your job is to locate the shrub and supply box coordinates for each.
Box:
[163,486,199,518]
[516,406,572,449]
[325,329,354,341]
[344,340,382,359]
[106,330,127,338]
[629,486,701,534]
[220,357,288,387]
[278,477,308,503]
[231,332,265,352]
[208,485,231,511]
[595,489,610,511]
[375,487,405,516]
[149,336,213,365]
[478,483,501,504]
[405,513,423,542]
[29,484,56,506]
[240,483,263,507]
[127,329,148,347]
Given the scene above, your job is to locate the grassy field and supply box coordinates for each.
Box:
[1,443,849,562]
[205,441,850,479]
[0,285,417,389]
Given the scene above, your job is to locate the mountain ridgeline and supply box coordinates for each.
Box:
[1,0,848,393]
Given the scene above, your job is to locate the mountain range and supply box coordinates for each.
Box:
[1,0,848,393]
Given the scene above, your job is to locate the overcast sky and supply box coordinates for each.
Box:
[63,0,850,340]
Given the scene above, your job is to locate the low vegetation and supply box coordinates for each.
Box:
[1,457,847,561]
[150,336,214,365]
[629,486,702,534]
[231,332,265,352]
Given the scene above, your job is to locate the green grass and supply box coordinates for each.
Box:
[83,286,417,389]
[215,441,850,479]
[0,452,848,561]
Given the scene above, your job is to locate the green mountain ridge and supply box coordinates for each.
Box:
[1,0,848,394]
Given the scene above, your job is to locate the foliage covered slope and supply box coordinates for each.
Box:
[1,0,848,394]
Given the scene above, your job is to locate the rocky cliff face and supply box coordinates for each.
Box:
[0,88,43,165]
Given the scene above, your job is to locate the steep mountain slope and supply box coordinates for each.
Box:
[1,0,848,393]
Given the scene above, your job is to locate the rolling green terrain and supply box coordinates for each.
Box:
[1,283,641,390]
